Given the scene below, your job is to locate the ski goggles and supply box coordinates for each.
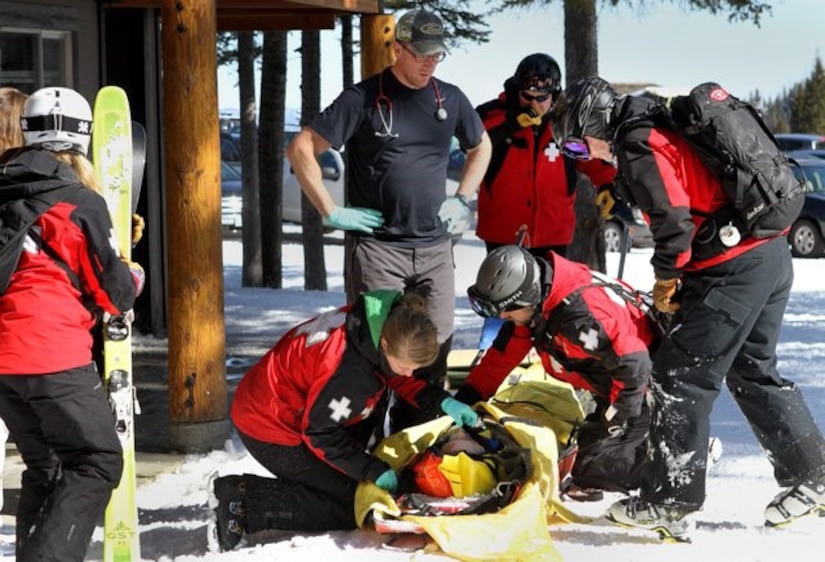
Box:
[560,137,590,160]
[520,90,551,103]
[467,286,527,318]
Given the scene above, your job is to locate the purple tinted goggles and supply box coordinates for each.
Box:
[561,138,590,160]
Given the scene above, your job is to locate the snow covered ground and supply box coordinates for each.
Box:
[3,225,825,561]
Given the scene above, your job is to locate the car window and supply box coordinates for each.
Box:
[794,162,825,192]
[318,151,338,171]
[221,161,242,181]
[221,137,241,162]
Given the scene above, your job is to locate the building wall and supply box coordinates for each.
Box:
[0,0,100,100]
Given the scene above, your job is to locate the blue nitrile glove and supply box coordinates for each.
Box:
[438,195,470,233]
[375,469,399,493]
[441,397,479,428]
[327,206,385,233]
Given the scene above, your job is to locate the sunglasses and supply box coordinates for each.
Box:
[520,91,551,103]
[560,138,590,160]
[399,42,447,63]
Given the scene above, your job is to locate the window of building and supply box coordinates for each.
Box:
[0,29,72,94]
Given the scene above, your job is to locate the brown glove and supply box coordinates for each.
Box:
[652,277,680,314]
[595,189,616,220]
[131,213,145,247]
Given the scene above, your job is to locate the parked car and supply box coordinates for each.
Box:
[775,133,825,152]
[787,155,825,258]
[220,131,242,163]
[220,129,345,230]
[447,147,465,183]
[604,203,653,252]
[785,149,825,161]
[221,130,466,242]
[220,160,243,230]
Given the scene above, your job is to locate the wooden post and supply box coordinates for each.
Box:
[160,0,230,452]
[360,14,395,80]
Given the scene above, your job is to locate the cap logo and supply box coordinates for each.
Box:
[419,22,443,35]
[710,87,729,102]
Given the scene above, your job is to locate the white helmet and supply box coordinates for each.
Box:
[21,87,93,156]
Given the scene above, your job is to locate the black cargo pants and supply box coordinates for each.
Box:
[0,364,123,562]
[642,236,825,510]
[237,431,361,533]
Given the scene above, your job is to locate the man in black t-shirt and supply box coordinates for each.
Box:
[287,10,491,392]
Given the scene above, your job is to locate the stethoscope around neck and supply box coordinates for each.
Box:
[374,70,448,138]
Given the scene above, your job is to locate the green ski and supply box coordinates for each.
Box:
[92,85,141,562]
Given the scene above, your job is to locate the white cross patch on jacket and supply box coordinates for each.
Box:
[328,396,352,422]
[579,328,600,351]
[544,142,560,162]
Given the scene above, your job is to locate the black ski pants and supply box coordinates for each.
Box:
[238,431,359,533]
[0,364,123,562]
[642,236,825,510]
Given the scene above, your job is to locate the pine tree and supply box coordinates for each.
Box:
[791,57,825,133]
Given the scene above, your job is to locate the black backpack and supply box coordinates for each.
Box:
[645,83,804,242]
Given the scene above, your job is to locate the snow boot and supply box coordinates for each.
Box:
[765,479,825,527]
[606,496,695,543]
[207,472,247,552]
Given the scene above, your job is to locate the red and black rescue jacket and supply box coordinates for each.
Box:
[464,253,655,424]
[612,95,776,279]
[0,149,140,374]
[231,290,451,483]
[475,86,616,247]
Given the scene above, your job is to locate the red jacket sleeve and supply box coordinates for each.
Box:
[464,323,533,400]
[577,157,617,190]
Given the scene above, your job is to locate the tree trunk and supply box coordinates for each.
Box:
[564,0,605,272]
[341,15,354,88]
[563,0,598,85]
[567,175,606,271]
[238,31,262,287]
[300,30,328,291]
[259,31,287,288]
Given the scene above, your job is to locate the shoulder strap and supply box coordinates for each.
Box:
[27,226,82,291]
[612,99,672,144]
[0,183,85,294]
[589,271,666,337]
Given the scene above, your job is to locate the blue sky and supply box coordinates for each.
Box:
[218,0,824,116]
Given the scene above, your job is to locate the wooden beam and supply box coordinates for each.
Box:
[161,0,228,449]
[104,0,380,14]
[217,10,336,31]
[361,14,395,80]
[282,0,380,13]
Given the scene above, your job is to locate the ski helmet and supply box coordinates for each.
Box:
[551,77,617,151]
[467,245,544,318]
[21,87,93,156]
[512,53,562,98]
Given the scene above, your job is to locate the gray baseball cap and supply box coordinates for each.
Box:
[395,10,449,56]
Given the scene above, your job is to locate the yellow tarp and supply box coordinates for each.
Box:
[355,362,590,561]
